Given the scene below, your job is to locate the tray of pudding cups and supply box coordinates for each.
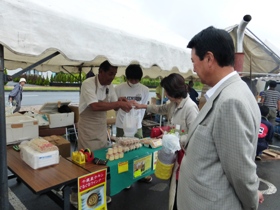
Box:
[106,145,124,161]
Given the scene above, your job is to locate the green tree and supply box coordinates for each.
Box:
[44,76,49,86]
[50,74,54,83]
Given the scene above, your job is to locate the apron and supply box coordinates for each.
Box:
[78,76,109,151]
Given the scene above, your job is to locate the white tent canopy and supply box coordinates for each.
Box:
[0,0,194,76]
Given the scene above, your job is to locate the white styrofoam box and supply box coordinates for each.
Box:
[47,112,74,128]
[20,146,59,169]
[6,115,39,145]
[23,112,49,126]
[39,101,74,128]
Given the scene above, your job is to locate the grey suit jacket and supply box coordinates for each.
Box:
[177,74,261,210]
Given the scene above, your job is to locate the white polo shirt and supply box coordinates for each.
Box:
[79,75,118,114]
[114,82,149,129]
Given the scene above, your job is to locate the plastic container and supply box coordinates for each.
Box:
[155,159,174,180]
[20,145,59,169]
[157,150,176,164]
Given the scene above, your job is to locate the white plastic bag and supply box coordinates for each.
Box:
[123,107,138,137]
[161,134,181,154]
[5,102,15,116]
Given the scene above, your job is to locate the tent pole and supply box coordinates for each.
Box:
[11,51,60,79]
[250,54,253,90]
[246,28,280,61]
[79,66,82,94]
[61,66,80,81]
[0,44,9,210]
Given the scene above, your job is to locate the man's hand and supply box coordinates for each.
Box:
[118,101,132,112]
[131,101,146,109]
[258,191,264,204]
[118,97,128,102]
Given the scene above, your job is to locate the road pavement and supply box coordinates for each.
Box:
[4,91,157,106]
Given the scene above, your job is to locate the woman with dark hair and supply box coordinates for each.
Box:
[134,73,198,209]
[135,73,198,132]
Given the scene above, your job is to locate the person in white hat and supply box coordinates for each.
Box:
[8,78,26,113]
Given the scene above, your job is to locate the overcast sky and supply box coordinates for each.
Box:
[113,0,280,50]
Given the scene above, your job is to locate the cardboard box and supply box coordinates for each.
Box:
[43,135,71,158]
[39,101,74,128]
[6,115,39,145]
[69,104,116,125]
[39,126,66,137]
[69,104,79,123]
[20,145,59,169]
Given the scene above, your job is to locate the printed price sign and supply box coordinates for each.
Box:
[133,154,152,178]
[118,161,128,173]
[78,169,107,210]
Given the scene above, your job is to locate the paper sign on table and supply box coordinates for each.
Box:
[118,161,129,173]
[133,154,152,178]
[78,169,107,210]
[153,151,158,170]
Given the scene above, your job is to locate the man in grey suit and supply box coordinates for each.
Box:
[176,26,264,210]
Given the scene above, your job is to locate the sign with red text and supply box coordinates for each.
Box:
[78,169,107,210]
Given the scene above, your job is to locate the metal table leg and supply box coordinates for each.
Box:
[63,185,70,210]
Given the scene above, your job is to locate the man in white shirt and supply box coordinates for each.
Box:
[78,61,133,204]
[78,61,132,152]
[115,64,149,139]
[177,26,264,210]
[115,64,151,183]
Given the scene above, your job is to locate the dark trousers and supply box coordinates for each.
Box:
[257,138,268,156]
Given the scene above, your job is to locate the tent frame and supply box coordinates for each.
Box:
[0,44,9,210]
[0,45,62,209]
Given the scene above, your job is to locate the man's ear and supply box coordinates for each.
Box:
[204,51,216,70]
[205,51,214,63]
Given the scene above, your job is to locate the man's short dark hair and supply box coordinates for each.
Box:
[260,105,269,117]
[99,60,117,72]
[125,64,143,80]
[187,26,235,67]
[269,80,277,88]
[161,73,188,99]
